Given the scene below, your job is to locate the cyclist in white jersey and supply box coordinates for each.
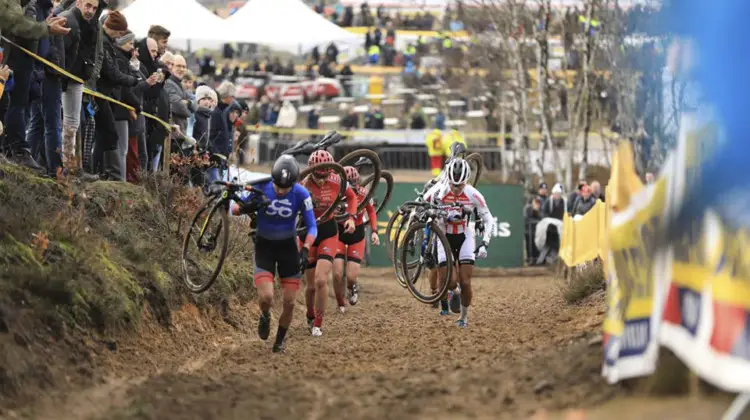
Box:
[423,158,495,328]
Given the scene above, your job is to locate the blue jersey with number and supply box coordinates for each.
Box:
[242,181,318,241]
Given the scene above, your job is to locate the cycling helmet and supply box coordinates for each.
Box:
[447,158,471,185]
[308,150,334,166]
[344,166,360,185]
[449,142,467,158]
[271,155,299,188]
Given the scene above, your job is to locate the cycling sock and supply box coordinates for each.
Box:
[314,312,324,328]
[460,305,469,322]
[261,310,270,320]
[440,300,449,311]
[306,306,315,320]
[275,326,288,346]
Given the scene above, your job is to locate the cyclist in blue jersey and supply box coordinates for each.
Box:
[231,155,317,353]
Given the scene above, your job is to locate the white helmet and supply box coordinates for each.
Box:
[446,158,471,185]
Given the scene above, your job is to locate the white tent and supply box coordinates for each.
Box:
[121,0,230,50]
[225,0,361,55]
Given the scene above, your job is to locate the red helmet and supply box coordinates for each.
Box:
[344,166,359,185]
[308,150,333,166]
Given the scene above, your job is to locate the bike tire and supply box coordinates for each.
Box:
[181,199,230,293]
[384,207,403,263]
[298,161,348,225]
[391,207,421,287]
[400,221,453,304]
[337,149,382,214]
[466,152,484,186]
[360,170,394,215]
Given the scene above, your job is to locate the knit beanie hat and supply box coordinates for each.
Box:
[195,85,218,103]
[104,11,128,31]
[116,30,135,47]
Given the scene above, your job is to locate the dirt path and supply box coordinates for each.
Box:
[24,273,602,420]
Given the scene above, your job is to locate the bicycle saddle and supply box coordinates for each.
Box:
[315,130,343,149]
[283,139,315,156]
[449,142,467,159]
[352,156,371,167]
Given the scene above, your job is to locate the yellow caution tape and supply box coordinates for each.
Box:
[248,124,618,143]
[1,35,172,131]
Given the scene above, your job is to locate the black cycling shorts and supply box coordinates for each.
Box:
[438,233,476,267]
[338,223,365,245]
[255,236,301,278]
[298,218,338,245]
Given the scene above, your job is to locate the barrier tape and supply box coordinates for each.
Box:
[248,124,618,142]
[1,35,173,132]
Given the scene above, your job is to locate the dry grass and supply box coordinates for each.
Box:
[560,259,605,304]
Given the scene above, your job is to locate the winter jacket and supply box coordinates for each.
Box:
[543,196,566,221]
[59,6,97,81]
[98,32,137,109]
[111,46,141,122]
[572,196,597,217]
[208,101,240,157]
[192,106,212,150]
[164,74,195,137]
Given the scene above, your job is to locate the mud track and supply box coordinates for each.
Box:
[23,272,610,420]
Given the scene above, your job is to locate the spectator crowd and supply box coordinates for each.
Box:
[0,0,251,187]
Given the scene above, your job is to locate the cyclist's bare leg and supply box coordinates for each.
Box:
[313,259,334,328]
[457,264,474,322]
[274,278,300,349]
[304,268,316,324]
[346,260,361,290]
[256,275,275,313]
[332,257,347,308]
[429,268,438,294]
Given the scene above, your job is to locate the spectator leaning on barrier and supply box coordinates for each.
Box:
[25,0,66,177]
[0,0,70,171]
[572,184,597,216]
[543,183,567,220]
[567,179,587,213]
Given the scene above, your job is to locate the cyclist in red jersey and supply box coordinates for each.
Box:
[299,150,358,337]
[332,166,379,312]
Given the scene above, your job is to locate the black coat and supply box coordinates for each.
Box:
[59,6,96,81]
[98,33,137,105]
[111,47,141,121]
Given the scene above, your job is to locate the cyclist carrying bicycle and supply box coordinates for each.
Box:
[333,166,380,313]
[300,150,358,337]
[424,158,495,328]
[230,155,317,353]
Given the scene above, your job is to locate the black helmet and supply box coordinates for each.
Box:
[271,155,299,188]
[449,142,467,158]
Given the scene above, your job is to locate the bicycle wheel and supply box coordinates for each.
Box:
[399,221,453,304]
[181,199,230,293]
[338,149,381,214]
[298,161,347,225]
[466,152,484,186]
[360,170,394,215]
[384,207,404,263]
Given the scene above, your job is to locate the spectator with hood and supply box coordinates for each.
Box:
[136,35,171,171]
[191,84,217,151]
[126,38,159,180]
